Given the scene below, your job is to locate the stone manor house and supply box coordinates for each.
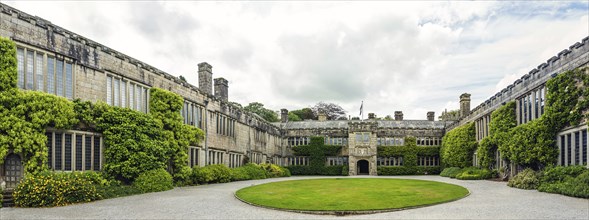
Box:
[0,3,588,188]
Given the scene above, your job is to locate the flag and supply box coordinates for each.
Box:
[359,101,363,116]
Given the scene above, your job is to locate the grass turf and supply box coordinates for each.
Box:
[235,178,468,211]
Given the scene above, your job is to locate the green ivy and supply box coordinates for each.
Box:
[148,88,203,177]
[96,106,169,183]
[0,37,17,92]
[288,136,342,175]
[503,68,588,169]
[377,136,440,175]
[441,122,477,168]
[477,101,517,169]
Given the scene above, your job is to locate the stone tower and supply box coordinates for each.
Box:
[198,62,213,95]
[214,77,228,102]
[460,93,471,118]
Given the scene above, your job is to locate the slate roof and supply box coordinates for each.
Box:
[272,120,453,130]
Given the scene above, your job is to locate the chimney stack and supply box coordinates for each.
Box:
[280,109,289,123]
[214,77,228,102]
[460,93,471,118]
[394,111,403,121]
[318,112,327,121]
[198,62,213,95]
[427,111,435,121]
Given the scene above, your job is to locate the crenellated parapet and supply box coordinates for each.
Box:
[447,36,589,131]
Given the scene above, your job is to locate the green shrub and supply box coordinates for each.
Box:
[440,167,463,178]
[133,169,174,193]
[193,164,232,184]
[508,168,540,190]
[539,165,587,184]
[260,163,290,178]
[455,167,495,180]
[377,166,441,175]
[286,165,348,176]
[13,171,102,207]
[173,166,194,186]
[341,165,349,176]
[538,166,589,198]
[96,185,142,200]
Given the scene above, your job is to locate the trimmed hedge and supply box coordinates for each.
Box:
[377,166,441,175]
[13,171,102,207]
[440,167,463,178]
[455,167,496,180]
[192,164,232,184]
[230,163,268,181]
[133,168,174,193]
[287,165,348,176]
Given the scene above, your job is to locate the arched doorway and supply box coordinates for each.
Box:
[4,153,23,189]
[357,159,369,175]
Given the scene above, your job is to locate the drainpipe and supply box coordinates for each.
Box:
[204,100,209,166]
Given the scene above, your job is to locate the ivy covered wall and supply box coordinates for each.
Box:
[441,122,477,168]
[377,136,441,175]
[287,136,345,175]
[0,37,204,183]
[0,37,78,174]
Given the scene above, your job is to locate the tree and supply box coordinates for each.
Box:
[178,75,187,82]
[244,102,279,122]
[383,115,394,120]
[288,112,302,121]
[312,102,346,120]
[291,108,316,120]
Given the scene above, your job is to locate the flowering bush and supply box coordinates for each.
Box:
[13,171,102,207]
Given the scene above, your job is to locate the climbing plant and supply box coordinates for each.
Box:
[0,37,77,174]
[476,101,517,169]
[377,136,441,175]
[505,68,588,169]
[288,136,344,175]
[441,122,477,168]
[149,88,203,177]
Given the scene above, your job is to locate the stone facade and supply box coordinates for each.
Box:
[1,2,588,182]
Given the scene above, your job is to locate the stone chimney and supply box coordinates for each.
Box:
[280,109,289,123]
[460,93,471,118]
[214,77,228,102]
[318,112,327,121]
[198,62,213,95]
[368,113,375,119]
[427,111,435,121]
[394,111,403,121]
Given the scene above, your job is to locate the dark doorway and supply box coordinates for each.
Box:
[357,159,369,175]
[4,153,23,189]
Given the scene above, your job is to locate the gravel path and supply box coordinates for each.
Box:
[1,175,587,219]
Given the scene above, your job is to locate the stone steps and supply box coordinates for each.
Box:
[2,190,14,207]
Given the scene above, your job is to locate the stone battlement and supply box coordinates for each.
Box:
[447,36,589,130]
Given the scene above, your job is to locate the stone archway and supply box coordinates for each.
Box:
[357,159,369,175]
[4,153,23,189]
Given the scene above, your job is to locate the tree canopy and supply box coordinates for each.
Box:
[312,102,347,120]
[244,102,279,122]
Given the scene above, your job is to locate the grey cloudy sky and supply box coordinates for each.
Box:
[5,1,589,120]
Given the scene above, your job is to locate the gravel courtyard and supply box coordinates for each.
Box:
[1,176,587,219]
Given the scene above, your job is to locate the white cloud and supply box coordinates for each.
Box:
[4,1,588,120]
